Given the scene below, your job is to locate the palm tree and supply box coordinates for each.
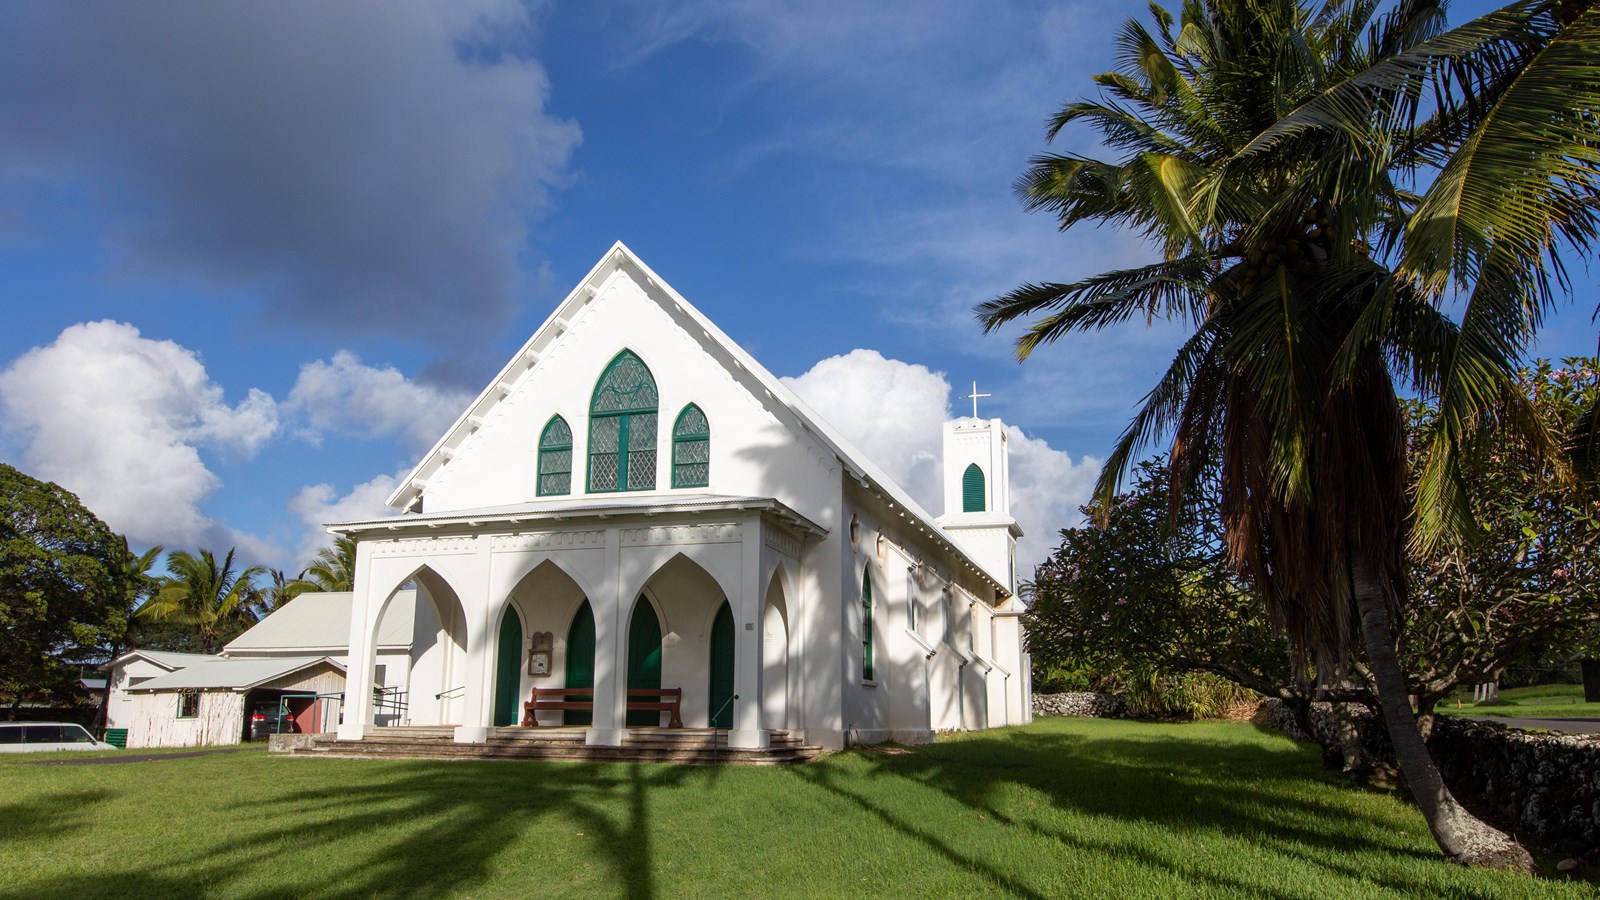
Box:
[299,534,357,593]
[1248,0,1600,536]
[259,568,312,613]
[137,548,267,654]
[980,0,1533,869]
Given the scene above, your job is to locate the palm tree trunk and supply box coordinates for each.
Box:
[1348,533,1533,871]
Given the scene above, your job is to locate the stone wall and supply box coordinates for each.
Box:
[1032,692,1128,719]
[1258,699,1600,860]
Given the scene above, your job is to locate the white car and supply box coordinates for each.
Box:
[0,722,117,752]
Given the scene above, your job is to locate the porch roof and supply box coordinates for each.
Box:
[126,656,345,693]
[327,493,826,537]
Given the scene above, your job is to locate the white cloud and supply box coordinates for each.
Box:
[287,351,473,452]
[287,471,403,571]
[782,349,950,504]
[0,320,279,554]
[783,348,1098,576]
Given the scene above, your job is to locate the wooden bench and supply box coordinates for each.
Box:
[523,687,684,728]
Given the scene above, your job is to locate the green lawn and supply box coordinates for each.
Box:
[0,719,1584,899]
[1438,683,1600,720]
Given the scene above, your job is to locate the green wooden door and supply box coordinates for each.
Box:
[565,601,595,726]
[626,599,663,726]
[708,602,735,728]
[493,609,523,726]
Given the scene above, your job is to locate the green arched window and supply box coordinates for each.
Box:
[962,463,986,513]
[671,404,710,488]
[862,569,875,682]
[588,350,658,492]
[537,415,572,496]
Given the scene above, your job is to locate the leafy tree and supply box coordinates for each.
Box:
[137,548,267,654]
[1029,460,1296,695]
[299,534,356,593]
[0,463,126,717]
[981,0,1535,867]
[1403,359,1600,712]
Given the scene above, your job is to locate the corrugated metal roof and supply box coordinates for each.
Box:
[330,494,824,535]
[222,590,415,654]
[103,649,217,673]
[127,656,344,692]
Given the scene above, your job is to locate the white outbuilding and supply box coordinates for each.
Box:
[330,243,1032,752]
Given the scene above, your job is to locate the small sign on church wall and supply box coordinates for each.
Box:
[529,631,554,676]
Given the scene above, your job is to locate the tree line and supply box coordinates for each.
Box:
[0,459,357,718]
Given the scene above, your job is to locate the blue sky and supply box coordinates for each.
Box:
[0,0,1593,578]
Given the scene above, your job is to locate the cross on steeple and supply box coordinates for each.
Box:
[962,381,991,419]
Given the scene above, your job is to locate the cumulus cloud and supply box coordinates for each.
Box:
[286,351,473,453]
[287,471,404,571]
[783,349,1097,576]
[782,349,950,503]
[0,1,580,351]
[0,320,279,554]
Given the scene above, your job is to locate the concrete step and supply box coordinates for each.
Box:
[293,728,822,765]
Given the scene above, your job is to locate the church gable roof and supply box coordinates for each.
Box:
[379,242,1009,596]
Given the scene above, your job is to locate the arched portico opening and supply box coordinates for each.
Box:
[372,566,469,727]
[634,553,729,727]
[499,559,591,727]
[762,570,791,731]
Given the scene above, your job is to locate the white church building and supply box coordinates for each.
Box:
[329,243,1031,752]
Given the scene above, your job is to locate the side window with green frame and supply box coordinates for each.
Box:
[176,690,199,719]
[588,350,659,492]
[962,463,986,512]
[862,569,875,682]
[538,415,573,496]
[671,404,710,488]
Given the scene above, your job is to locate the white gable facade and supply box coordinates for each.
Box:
[332,243,1031,751]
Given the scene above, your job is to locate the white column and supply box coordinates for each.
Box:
[729,516,768,749]
[337,539,377,742]
[586,526,625,747]
[454,538,495,744]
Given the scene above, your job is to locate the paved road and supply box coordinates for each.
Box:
[1469,716,1600,735]
[28,747,257,766]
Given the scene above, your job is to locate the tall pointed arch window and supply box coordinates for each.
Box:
[671,404,710,488]
[962,463,986,512]
[588,350,658,492]
[861,569,875,682]
[537,415,572,496]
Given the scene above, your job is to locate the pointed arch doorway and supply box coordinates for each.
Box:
[708,601,735,728]
[626,599,663,726]
[492,607,523,727]
[565,601,596,726]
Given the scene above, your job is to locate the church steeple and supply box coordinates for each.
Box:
[936,391,1022,592]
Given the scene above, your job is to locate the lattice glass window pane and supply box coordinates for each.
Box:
[541,417,572,447]
[589,417,620,491]
[673,438,709,488]
[539,449,571,495]
[627,412,657,489]
[592,352,659,413]
[674,405,708,438]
